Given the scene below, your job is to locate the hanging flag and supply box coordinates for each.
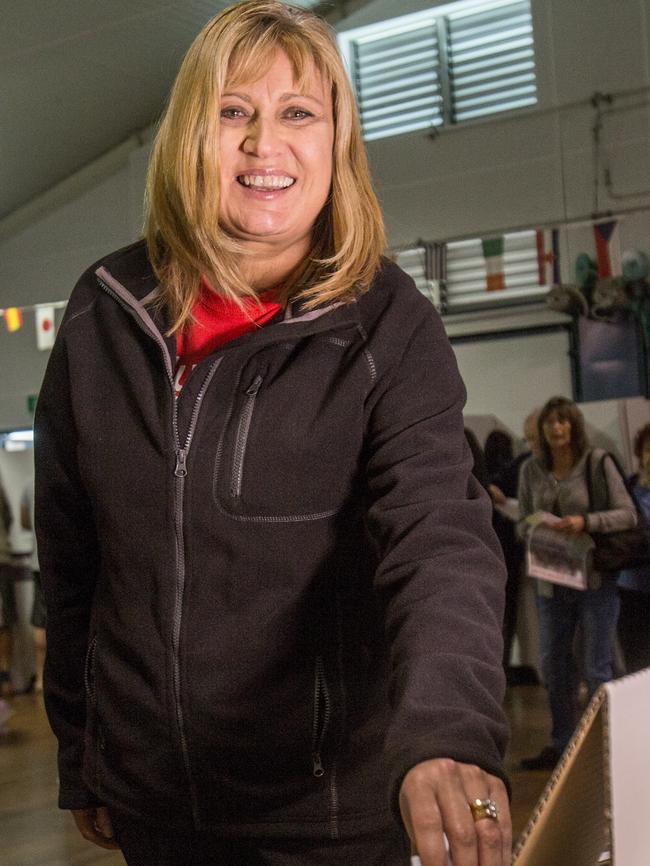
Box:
[482,237,505,291]
[593,220,622,278]
[35,306,56,350]
[536,228,560,286]
[4,308,23,332]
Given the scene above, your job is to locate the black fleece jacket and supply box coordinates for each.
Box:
[35,240,508,838]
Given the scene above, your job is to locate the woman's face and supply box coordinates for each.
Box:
[542,410,572,450]
[218,50,334,260]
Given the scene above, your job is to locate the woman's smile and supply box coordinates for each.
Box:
[234,169,297,198]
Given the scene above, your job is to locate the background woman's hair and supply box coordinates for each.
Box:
[537,396,588,470]
[145,0,385,332]
[484,429,513,480]
[633,422,650,459]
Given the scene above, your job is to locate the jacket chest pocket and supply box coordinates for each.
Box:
[212,357,363,522]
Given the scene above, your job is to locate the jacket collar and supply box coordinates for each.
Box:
[96,240,361,344]
[95,243,362,379]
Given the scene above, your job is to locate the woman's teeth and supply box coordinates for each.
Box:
[237,175,295,189]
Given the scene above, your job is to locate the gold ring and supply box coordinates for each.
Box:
[468,798,498,822]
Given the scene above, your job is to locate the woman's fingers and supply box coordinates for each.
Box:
[400,764,452,866]
[71,807,120,850]
[446,763,501,866]
[400,758,511,866]
[488,776,512,865]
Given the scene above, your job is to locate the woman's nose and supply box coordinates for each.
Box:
[242,118,283,157]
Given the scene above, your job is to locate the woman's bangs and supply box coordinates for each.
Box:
[224,30,327,95]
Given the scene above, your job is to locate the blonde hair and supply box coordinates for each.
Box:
[145,0,385,332]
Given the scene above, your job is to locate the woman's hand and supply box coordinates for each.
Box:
[488,485,506,506]
[71,806,120,850]
[399,758,511,866]
[553,515,586,534]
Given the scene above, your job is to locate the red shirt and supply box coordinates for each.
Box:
[175,278,281,394]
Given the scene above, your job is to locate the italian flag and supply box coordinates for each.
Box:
[482,237,505,291]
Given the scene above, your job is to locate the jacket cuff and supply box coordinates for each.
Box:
[58,775,103,811]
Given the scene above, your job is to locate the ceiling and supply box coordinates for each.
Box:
[0,0,361,224]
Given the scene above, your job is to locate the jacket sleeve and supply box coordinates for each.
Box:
[362,292,509,819]
[34,321,103,810]
[586,454,638,534]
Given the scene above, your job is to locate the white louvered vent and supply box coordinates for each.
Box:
[352,21,443,141]
[447,0,537,122]
[339,0,537,142]
[394,247,442,310]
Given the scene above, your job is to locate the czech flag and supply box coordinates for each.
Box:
[593,220,621,278]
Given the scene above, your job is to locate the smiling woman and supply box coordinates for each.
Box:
[34,3,511,866]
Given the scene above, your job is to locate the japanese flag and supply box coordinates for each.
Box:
[35,306,55,350]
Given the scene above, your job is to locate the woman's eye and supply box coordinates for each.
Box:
[284,108,313,120]
[220,107,247,120]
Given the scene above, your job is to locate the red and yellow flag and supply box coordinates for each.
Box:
[4,308,23,332]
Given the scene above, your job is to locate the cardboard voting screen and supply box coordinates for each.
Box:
[512,666,650,866]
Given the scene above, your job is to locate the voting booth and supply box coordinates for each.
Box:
[513,667,650,865]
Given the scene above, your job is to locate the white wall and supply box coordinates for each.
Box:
[454,329,574,434]
[0,151,146,430]
[350,0,650,245]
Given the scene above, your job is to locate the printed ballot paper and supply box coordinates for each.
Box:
[525,510,594,590]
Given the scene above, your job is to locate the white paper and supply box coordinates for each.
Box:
[525,515,593,590]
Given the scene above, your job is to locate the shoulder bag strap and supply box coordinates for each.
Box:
[585,449,597,512]
[590,450,631,511]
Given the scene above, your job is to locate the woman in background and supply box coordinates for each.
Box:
[518,396,636,771]
[617,422,650,673]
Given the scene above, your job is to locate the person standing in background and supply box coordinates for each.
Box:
[488,411,541,508]
[21,477,45,691]
[617,422,650,673]
[488,412,540,677]
[518,397,636,771]
[0,478,15,697]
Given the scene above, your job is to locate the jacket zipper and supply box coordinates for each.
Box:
[84,635,98,705]
[97,273,221,826]
[171,357,222,824]
[230,374,264,498]
[312,655,331,778]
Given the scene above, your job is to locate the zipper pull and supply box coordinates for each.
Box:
[246,374,263,396]
[312,754,325,778]
[175,449,188,478]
